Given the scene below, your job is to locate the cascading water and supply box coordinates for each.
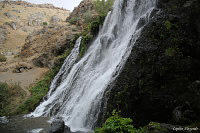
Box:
[29,0,157,132]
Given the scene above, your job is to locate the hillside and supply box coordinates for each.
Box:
[0,0,76,88]
[0,0,81,116]
[0,0,101,117]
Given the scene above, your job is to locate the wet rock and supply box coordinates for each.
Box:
[64,126,71,133]
[49,119,65,133]
[136,17,146,30]
[149,8,159,19]
[104,0,200,127]
[172,102,195,125]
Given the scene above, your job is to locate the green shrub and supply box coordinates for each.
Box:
[79,34,93,57]
[14,71,52,114]
[95,110,135,133]
[69,17,80,25]
[93,0,114,17]
[0,82,25,116]
[83,11,93,24]
[0,54,6,62]
[89,20,100,35]
[43,22,48,26]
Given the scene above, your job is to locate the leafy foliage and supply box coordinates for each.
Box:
[43,22,48,26]
[95,110,135,133]
[79,34,93,57]
[14,70,55,114]
[93,0,114,17]
[69,17,80,24]
[83,11,93,24]
[0,82,25,116]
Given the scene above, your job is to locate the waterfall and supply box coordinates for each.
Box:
[29,0,157,132]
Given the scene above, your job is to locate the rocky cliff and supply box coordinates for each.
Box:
[105,0,200,128]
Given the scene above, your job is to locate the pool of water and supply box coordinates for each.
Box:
[0,115,51,133]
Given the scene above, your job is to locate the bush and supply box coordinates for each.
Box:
[95,110,135,133]
[93,0,114,17]
[89,20,101,35]
[0,82,25,116]
[43,22,48,26]
[69,17,80,25]
[83,11,93,24]
[79,34,93,57]
[0,54,6,62]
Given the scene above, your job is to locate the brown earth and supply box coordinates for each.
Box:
[0,1,77,90]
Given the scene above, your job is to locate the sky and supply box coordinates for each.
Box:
[0,0,83,11]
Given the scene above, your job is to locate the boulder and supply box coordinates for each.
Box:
[49,119,65,133]
[12,9,21,13]
[4,12,19,20]
[28,12,46,26]
[33,54,52,68]
[13,62,32,73]
[172,102,195,125]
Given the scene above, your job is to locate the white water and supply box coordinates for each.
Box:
[29,0,156,132]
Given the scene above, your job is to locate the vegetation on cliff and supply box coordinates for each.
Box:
[105,0,200,129]
[95,110,169,133]
[0,82,26,116]
[14,35,80,114]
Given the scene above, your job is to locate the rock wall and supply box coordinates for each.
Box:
[104,0,200,127]
[66,0,98,27]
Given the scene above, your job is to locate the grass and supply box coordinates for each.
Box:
[14,58,65,114]
[0,82,26,116]
[13,36,79,114]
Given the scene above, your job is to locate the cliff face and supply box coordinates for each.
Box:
[105,0,200,127]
